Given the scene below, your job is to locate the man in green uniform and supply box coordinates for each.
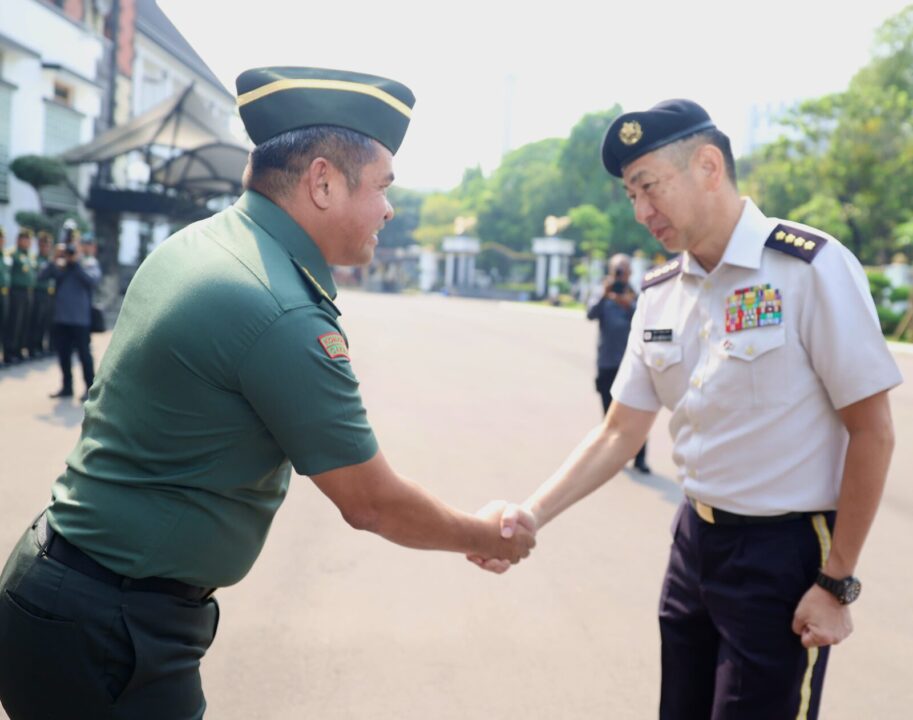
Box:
[27,230,55,359]
[2,228,35,364]
[0,66,535,720]
[0,227,9,369]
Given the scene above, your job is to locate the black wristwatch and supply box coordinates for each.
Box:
[815,570,862,605]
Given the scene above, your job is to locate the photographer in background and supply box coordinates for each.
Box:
[39,222,100,401]
[587,253,650,473]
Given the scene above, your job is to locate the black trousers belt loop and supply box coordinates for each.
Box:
[687,496,811,526]
[36,514,214,601]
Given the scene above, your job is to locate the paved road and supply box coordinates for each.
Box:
[1,290,911,719]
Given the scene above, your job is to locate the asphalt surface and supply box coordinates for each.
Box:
[1,290,911,719]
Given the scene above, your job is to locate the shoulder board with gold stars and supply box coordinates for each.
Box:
[764,224,828,263]
[640,258,682,290]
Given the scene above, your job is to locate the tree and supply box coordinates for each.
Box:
[475,138,567,253]
[559,109,657,257]
[379,186,425,248]
[740,5,913,264]
[412,193,463,248]
[9,155,69,214]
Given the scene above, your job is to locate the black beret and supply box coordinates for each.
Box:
[236,66,416,154]
[601,99,716,177]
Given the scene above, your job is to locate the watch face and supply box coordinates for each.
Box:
[840,577,862,604]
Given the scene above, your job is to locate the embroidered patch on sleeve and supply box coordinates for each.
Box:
[318,332,350,360]
[725,284,782,333]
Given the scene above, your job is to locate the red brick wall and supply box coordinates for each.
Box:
[62,0,84,21]
[117,0,136,78]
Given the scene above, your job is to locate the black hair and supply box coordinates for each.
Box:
[244,125,379,198]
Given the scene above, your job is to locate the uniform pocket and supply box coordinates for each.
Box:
[643,343,683,372]
[0,590,101,716]
[717,326,789,407]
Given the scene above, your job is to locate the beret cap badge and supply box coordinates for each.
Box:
[619,121,643,146]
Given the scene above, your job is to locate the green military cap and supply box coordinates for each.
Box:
[236,66,415,154]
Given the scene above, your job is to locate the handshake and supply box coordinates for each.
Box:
[465,500,539,575]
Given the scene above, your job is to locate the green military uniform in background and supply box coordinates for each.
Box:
[0,244,9,368]
[3,242,35,363]
[28,241,55,358]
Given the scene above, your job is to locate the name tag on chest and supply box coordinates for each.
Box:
[644,329,673,342]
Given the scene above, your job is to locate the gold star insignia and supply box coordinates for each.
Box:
[804,241,816,251]
[775,231,786,241]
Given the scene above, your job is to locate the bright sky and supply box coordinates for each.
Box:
[160,0,912,192]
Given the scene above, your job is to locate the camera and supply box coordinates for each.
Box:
[65,243,78,256]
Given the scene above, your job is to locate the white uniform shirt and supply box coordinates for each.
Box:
[612,198,903,515]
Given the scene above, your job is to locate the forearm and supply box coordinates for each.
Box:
[824,427,894,577]
[825,392,895,577]
[311,452,519,560]
[524,404,654,527]
[367,474,503,557]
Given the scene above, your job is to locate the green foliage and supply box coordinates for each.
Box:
[379,186,424,248]
[889,285,911,302]
[568,204,611,261]
[548,277,571,294]
[867,270,892,304]
[476,138,567,253]
[412,193,462,248]
[13,211,55,235]
[10,155,68,190]
[877,305,903,334]
[741,5,913,264]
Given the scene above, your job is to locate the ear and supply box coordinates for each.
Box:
[306,157,333,210]
[695,144,725,191]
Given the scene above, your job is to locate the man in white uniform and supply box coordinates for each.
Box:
[476,99,902,719]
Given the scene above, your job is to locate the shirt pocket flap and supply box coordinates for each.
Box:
[643,343,683,373]
[724,326,785,361]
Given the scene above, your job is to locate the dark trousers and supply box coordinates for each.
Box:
[28,290,54,355]
[596,366,647,466]
[3,287,31,361]
[0,292,7,359]
[0,516,219,719]
[53,322,95,392]
[658,502,833,720]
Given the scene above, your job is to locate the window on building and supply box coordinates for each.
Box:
[53,82,73,107]
[0,81,13,204]
[41,100,83,212]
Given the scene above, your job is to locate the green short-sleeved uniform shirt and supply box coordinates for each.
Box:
[9,249,35,289]
[0,252,10,292]
[46,191,379,587]
[33,253,54,292]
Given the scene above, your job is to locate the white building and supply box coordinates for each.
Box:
[0,0,108,246]
[114,0,237,266]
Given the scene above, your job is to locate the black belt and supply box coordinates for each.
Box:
[687,496,814,526]
[36,514,215,602]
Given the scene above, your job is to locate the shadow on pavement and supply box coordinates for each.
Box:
[622,467,683,506]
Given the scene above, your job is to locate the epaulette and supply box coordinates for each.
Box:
[291,258,341,316]
[764,224,827,263]
[640,257,682,290]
